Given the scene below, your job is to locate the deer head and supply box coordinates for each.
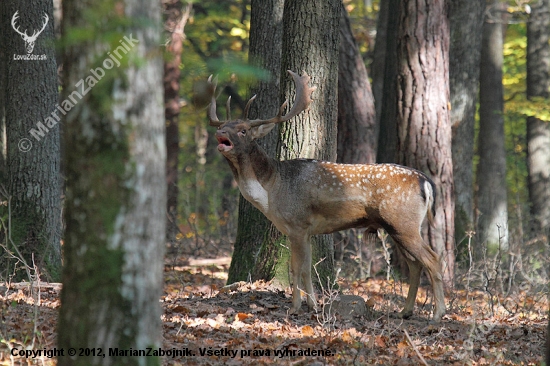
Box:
[12,11,49,54]
[207,70,316,161]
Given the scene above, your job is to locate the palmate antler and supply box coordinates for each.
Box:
[207,70,316,128]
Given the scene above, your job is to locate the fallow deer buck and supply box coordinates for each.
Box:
[207,70,446,322]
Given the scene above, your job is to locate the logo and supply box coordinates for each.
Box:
[12,11,49,54]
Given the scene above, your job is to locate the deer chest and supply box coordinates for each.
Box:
[238,178,269,213]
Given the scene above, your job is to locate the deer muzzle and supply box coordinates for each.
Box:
[216,131,233,152]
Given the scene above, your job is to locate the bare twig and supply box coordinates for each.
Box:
[403,329,429,366]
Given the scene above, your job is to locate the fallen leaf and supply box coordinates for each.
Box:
[172,305,190,314]
[375,335,386,348]
[302,325,315,336]
[341,330,353,342]
[237,312,252,321]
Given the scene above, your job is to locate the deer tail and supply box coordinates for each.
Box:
[422,178,436,227]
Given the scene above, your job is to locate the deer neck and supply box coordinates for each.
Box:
[224,142,277,213]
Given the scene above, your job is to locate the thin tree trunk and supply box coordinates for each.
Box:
[371,0,388,126]
[57,0,165,364]
[279,0,340,286]
[1,0,61,281]
[476,0,509,257]
[395,0,455,285]
[526,0,550,239]
[449,0,484,249]
[376,0,399,164]
[227,0,284,284]
[164,0,187,243]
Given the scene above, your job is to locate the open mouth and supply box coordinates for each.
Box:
[216,135,233,152]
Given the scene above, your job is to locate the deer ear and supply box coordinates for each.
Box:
[250,123,276,140]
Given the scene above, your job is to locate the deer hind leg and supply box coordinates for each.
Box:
[289,233,315,314]
[395,233,446,322]
[407,241,445,322]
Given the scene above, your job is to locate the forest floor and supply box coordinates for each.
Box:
[0,251,547,365]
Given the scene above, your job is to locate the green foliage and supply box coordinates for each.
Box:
[504,24,550,122]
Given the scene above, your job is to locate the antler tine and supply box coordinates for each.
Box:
[248,70,316,128]
[207,75,224,127]
[225,96,232,120]
[33,14,49,39]
[242,94,257,120]
[11,11,26,38]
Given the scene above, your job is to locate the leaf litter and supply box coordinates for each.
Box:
[0,257,546,365]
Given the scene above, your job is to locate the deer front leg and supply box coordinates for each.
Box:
[289,234,315,314]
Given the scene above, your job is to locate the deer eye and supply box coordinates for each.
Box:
[240,129,246,135]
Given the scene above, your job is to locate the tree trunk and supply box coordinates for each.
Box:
[0,0,61,281]
[337,3,377,165]
[476,0,509,257]
[0,3,5,182]
[57,1,165,365]
[526,0,550,239]
[376,0,399,164]
[164,0,186,243]
[227,0,284,284]
[449,0,484,251]
[371,0,389,126]
[395,0,455,285]
[278,0,340,286]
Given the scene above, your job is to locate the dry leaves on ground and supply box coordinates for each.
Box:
[0,257,547,365]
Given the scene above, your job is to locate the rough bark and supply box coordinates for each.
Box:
[164,0,185,242]
[395,0,455,285]
[0,0,61,281]
[227,0,284,284]
[279,0,340,285]
[57,1,165,365]
[476,0,509,256]
[449,0,484,250]
[526,0,550,239]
